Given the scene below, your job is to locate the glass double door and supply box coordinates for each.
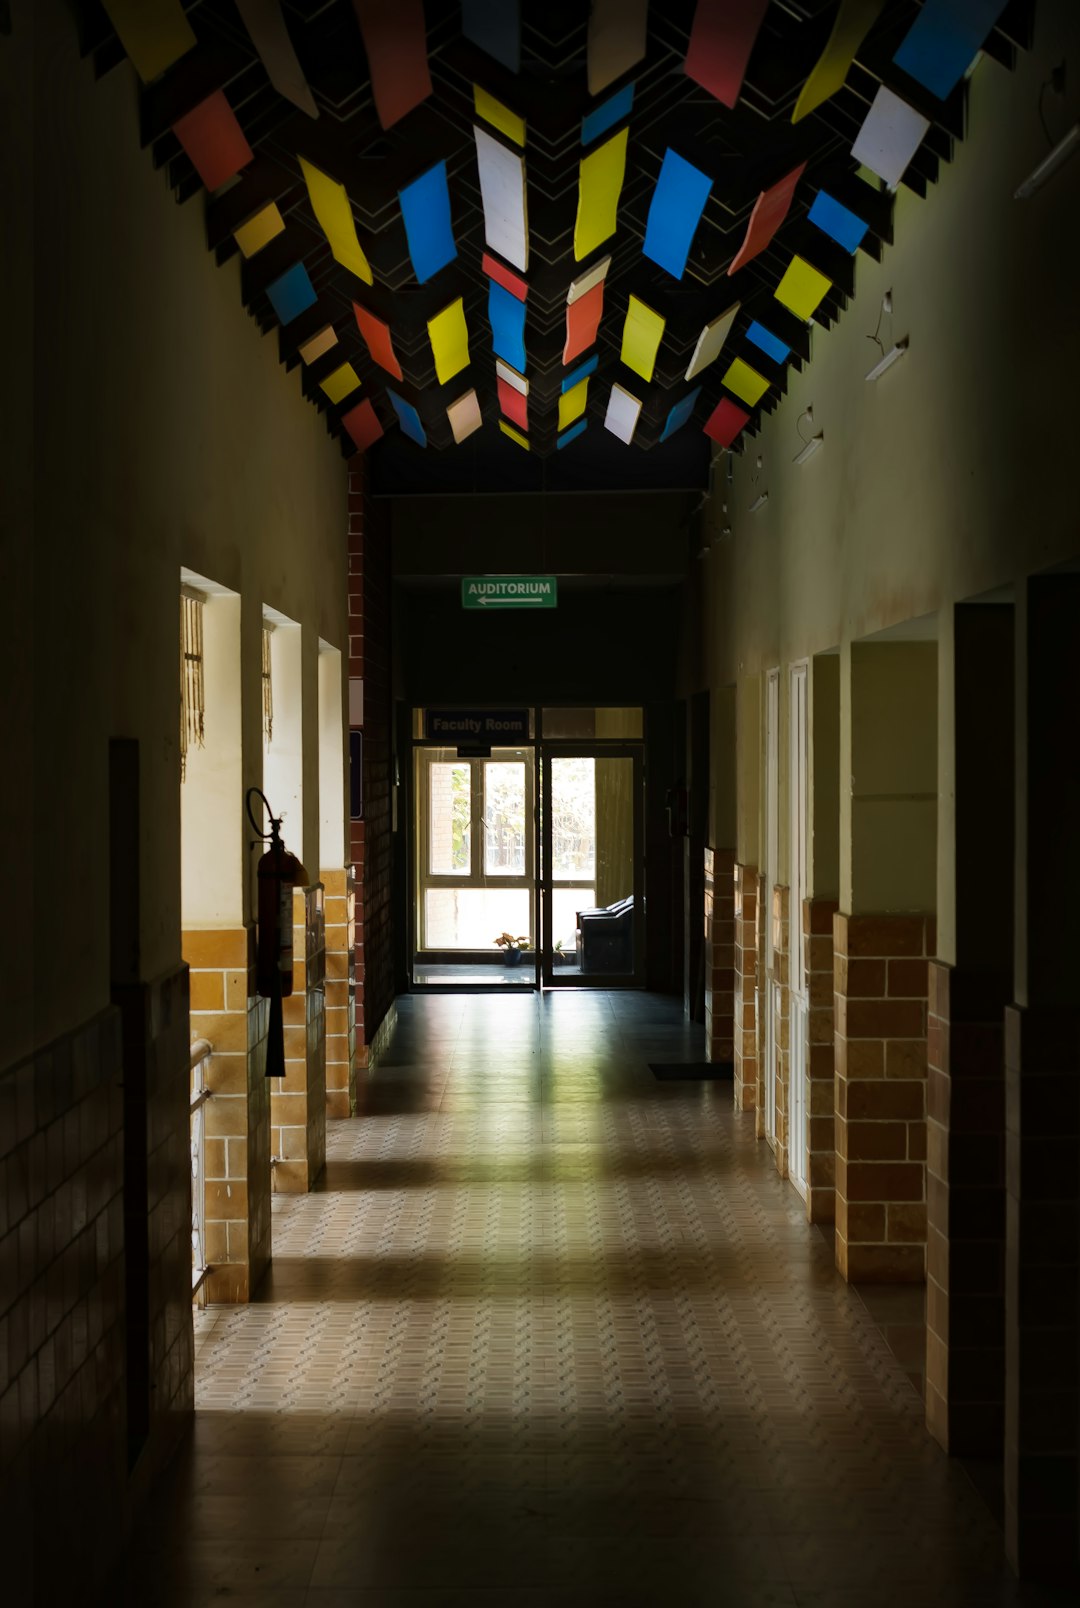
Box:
[412,743,642,988]
[540,747,642,986]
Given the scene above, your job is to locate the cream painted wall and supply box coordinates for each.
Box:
[849,643,938,913]
[11,5,349,1062]
[809,655,840,900]
[182,594,244,927]
[318,645,346,871]
[693,0,1080,955]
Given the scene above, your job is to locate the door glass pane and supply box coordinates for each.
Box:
[429,762,471,875]
[551,757,595,877]
[552,886,594,954]
[580,756,635,974]
[425,888,531,949]
[484,762,526,876]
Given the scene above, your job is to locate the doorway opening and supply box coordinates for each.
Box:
[409,706,645,990]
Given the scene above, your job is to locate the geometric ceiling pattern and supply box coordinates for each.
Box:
[85,1,1033,478]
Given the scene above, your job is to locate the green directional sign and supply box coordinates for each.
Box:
[462,575,558,610]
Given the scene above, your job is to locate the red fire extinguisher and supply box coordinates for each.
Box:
[246,789,308,1078]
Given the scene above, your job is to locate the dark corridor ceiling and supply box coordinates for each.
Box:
[82,1,1033,493]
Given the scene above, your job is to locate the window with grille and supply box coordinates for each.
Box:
[262,624,274,745]
[180,586,206,782]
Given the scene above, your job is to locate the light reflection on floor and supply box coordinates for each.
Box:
[111,993,1069,1606]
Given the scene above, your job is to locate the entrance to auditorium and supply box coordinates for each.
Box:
[409,707,644,991]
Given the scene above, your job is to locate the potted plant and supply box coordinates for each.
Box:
[495,931,530,967]
[553,939,572,966]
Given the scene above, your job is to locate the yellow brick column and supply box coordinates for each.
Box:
[184,927,271,1302]
[269,886,326,1192]
[733,864,759,1111]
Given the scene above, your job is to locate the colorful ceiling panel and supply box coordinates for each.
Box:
[299,158,373,285]
[90,0,1032,478]
[463,0,521,74]
[793,0,885,124]
[893,0,1011,102]
[574,129,628,261]
[350,0,431,130]
[643,150,713,280]
[171,90,252,191]
[235,0,317,119]
[620,297,666,384]
[727,164,806,277]
[100,0,195,84]
[587,0,648,96]
[684,0,770,109]
[399,162,457,285]
[428,298,470,385]
[474,126,529,273]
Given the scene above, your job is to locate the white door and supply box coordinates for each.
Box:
[788,665,809,1194]
[764,669,780,1145]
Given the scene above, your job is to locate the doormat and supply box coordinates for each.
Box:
[649,1062,733,1080]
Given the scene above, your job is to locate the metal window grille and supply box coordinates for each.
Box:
[180,588,206,782]
[262,625,274,745]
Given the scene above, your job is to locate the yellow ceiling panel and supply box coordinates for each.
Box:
[473,84,526,146]
[298,156,373,285]
[101,0,195,83]
[775,256,832,321]
[319,362,361,404]
[499,420,531,451]
[574,128,628,261]
[721,357,770,407]
[620,296,666,382]
[428,298,471,385]
[233,202,285,258]
[558,379,589,432]
[792,0,884,124]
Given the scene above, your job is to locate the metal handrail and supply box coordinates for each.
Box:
[190,1038,213,1074]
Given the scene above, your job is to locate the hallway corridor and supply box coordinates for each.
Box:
[114,995,1063,1607]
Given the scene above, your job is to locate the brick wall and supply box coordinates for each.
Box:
[925,962,1007,1456]
[323,868,357,1117]
[0,972,192,1603]
[184,928,271,1301]
[833,913,933,1283]
[804,897,839,1223]
[733,863,759,1111]
[703,847,735,1063]
[270,886,326,1192]
[347,456,395,1061]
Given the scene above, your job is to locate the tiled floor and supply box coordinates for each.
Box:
[113,993,1068,1606]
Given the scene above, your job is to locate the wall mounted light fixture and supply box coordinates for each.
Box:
[866,337,908,381]
[794,404,823,464]
[1015,124,1080,198]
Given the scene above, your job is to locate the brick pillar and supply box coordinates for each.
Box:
[733,864,759,1111]
[323,868,357,1117]
[269,886,326,1192]
[704,847,735,1063]
[833,913,933,1283]
[925,963,1007,1456]
[804,897,839,1223]
[184,927,271,1302]
[770,885,791,1177]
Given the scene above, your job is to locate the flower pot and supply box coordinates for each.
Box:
[504,946,523,967]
